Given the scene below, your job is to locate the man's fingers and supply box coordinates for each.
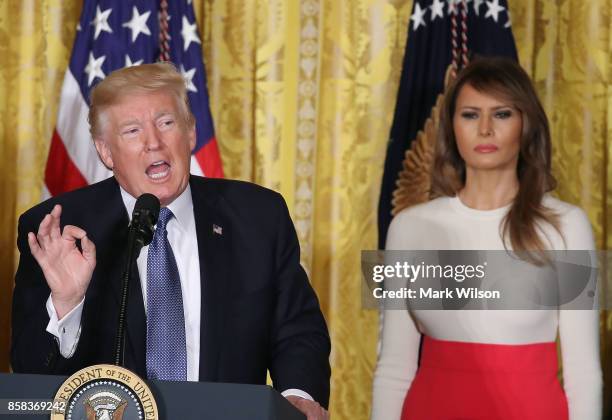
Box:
[37,214,50,236]
[27,232,43,261]
[50,204,62,217]
[80,234,96,263]
[286,397,327,420]
[36,214,52,250]
[49,204,62,240]
[61,225,88,242]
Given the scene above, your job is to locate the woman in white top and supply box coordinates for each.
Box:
[371,57,602,420]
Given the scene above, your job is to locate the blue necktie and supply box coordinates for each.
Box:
[146,207,187,381]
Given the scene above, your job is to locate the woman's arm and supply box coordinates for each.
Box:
[558,207,603,420]
[371,212,422,420]
[371,304,421,420]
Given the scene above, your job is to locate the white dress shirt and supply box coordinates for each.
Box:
[45,185,311,400]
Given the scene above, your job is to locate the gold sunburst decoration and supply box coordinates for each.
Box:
[390,67,454,216]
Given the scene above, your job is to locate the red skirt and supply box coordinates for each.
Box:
[401,336,568,420]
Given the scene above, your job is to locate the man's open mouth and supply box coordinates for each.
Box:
[146,161,171,179]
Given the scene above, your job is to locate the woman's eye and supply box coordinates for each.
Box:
[460,112,478,120]
[495,110,512,119]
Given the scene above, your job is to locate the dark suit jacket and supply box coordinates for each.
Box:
[11,176,331,407]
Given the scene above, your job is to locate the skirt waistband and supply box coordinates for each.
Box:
[420,336,559,374]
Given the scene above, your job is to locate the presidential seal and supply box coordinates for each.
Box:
[51,364,158,420]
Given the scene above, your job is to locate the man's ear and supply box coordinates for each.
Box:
[94,138,114,170]
[188,126,196,152]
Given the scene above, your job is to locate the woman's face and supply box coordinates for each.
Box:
[453,83,523,174]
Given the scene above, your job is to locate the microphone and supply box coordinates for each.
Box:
[115,193,161,367]
[130,193,161,254]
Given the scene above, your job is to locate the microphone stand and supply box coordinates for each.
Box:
[114,227,137,366]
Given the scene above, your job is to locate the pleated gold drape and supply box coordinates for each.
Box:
[0,1,609,419]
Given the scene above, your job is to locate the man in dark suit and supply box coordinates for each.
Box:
[11,62,330,419]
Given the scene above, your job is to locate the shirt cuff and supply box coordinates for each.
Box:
[45,295,84,358]
[281,389,314,401]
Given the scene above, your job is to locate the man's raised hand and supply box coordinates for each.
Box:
[27,204,96,319]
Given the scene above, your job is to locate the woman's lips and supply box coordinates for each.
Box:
[474,144,499,153]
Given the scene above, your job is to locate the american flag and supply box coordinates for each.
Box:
[377,0,517,247]
[44,0,223,197]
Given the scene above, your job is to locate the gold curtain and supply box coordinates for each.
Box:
[0,0,84,375]
[511,2,612,417]
[0,1,610,419]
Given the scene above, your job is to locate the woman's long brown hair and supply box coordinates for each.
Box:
[432,57,562,260]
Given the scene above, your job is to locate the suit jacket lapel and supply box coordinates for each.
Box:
[190,177,231,382]
[91,178,146,375]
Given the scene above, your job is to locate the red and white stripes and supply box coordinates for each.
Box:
[44,71,112,197]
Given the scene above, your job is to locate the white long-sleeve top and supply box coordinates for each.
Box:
[371,195,602,420]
